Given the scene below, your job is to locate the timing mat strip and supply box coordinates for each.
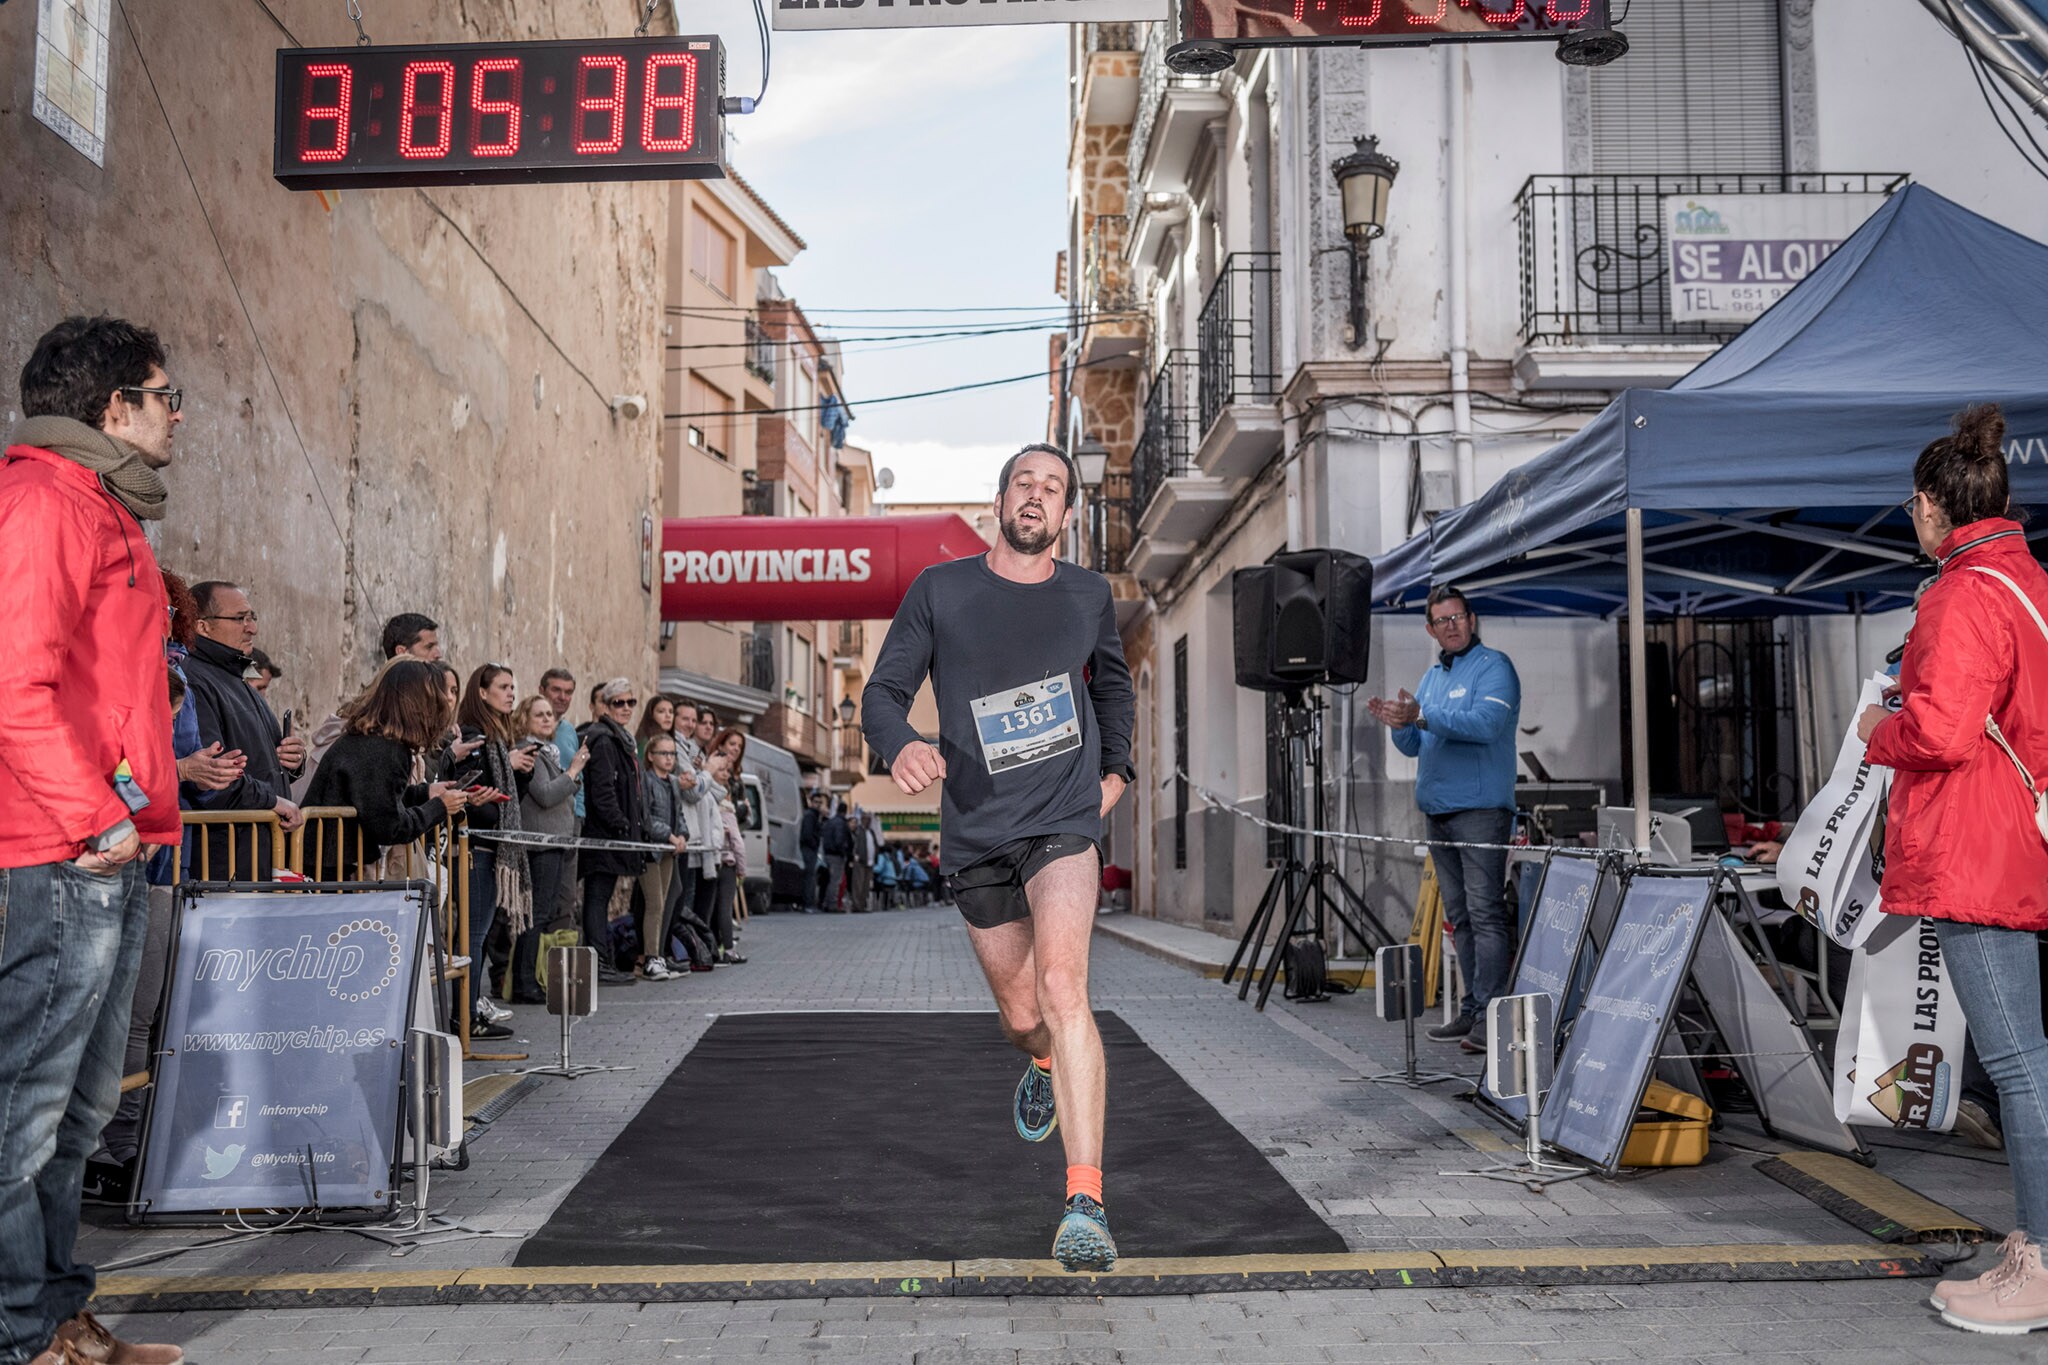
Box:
[1756,1152,1991,1245]
[91,1242,1940,1310]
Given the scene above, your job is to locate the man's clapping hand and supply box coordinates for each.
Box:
[1365,689,1421,729]
[177,742,245,792]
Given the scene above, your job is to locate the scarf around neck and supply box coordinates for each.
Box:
[11,414,169,521]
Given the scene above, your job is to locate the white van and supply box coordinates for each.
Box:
[740,737,804,910]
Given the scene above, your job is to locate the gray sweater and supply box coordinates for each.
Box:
[520,743,580,837]
[861,554,1134,874]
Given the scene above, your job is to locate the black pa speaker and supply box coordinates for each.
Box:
[1232,548,1373,691]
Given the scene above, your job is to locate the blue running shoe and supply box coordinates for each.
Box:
[1014,1061,1057,1142]
[1051,1193,1117,1273]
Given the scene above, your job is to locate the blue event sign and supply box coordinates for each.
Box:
[136,888,425,1216]
[1540,873,1714,1170]
[1483,854,1603,1123]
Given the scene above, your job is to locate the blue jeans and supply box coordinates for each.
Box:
[1937,918,2048,1237]
[0,860,149,1364]
[1427,807,1515,1020]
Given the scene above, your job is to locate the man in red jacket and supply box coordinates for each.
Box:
[0,317,185,1365]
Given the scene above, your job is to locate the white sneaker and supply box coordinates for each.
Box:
[479,996,513,1023]
[442,953,472,972]
[638,958,674,981]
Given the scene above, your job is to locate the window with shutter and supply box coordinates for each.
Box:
[1586,0,1784,175]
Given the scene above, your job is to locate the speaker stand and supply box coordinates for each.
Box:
[1224,689,1397,1011]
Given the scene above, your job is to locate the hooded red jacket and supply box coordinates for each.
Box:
[0,443,179,867]
[1866,518,2048,930]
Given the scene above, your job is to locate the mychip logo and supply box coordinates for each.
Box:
[194,922,405,1003]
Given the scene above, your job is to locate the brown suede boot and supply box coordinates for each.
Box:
[50,1311,184,1365]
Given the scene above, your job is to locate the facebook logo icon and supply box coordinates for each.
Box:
[214,1096,249,1130]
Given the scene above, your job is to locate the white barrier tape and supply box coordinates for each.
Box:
[1163,767,1527,853]
[466,829,715,856]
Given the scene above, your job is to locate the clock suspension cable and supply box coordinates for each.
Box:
[345,0,370,46]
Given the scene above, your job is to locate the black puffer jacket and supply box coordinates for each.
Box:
[303,732,447,877]
[579,717,647,878]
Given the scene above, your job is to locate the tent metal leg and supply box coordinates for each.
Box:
[1627,507,1652,853]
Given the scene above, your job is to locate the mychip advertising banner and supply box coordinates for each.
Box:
[136,887,426,1217]
[1541,873,1713,1171]
[1481,853,1603,1125]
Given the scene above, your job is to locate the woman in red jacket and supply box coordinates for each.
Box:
[1860,404,2048,1334]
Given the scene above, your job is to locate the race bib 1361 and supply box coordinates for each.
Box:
[970,674,1082,774]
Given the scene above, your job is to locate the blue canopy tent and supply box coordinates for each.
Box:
[1367,183,2048,843]
[1373,184,2048,618]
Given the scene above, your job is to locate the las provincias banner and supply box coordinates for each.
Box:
[661,514,986,622]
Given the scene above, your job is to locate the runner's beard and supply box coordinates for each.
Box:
[1001,506,1057,555]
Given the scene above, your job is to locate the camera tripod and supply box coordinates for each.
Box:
[1224,687,1396,1010]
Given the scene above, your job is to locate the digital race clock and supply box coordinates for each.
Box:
[273,36,724,191]
[1180,0,1612,45]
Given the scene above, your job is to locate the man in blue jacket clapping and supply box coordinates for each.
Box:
[1367,586,1521,1054]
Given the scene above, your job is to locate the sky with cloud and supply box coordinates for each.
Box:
[684,6,1070,504]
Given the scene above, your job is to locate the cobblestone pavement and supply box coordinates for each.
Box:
[85,907,2034,1362]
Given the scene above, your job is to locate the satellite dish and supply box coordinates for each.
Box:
[876,467,896,490]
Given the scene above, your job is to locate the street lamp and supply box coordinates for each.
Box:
[1331,135,1399,350]
[837,695,856,727]
[1074,437,1110,491]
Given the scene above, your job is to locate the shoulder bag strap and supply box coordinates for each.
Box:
[1965,565,2048,790]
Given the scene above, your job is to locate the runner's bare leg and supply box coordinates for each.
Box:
[966,918,1052,1061]
[1023,848,1104,1169]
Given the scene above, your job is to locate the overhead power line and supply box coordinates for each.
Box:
[665,355,1117,421]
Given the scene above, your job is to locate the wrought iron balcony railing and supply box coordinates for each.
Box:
[1085,213,1140,319]
[740,633,776,695]
[742,478,778,517]
[1197,252,1280,434]
[1130,349,1199,525]
[1086,468,1134,575]
[1086,21,1138,55]
[834,620,864,660]
[744,318,776,384]
[1126,24,1219,222]
[1516,172,1907,345]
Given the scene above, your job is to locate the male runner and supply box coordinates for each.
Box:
[863,443,1136,1272]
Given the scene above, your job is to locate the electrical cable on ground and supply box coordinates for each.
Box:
[117,0,378,620]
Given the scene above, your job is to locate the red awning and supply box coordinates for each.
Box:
[660,514,986,621]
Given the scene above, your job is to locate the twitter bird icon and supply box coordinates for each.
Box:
[202,1143,245,1181]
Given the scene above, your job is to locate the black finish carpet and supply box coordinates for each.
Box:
[514,1010,1345,1264]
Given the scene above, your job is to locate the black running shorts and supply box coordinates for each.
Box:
[945,832,1100,930]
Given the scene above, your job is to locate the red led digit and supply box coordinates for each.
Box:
[1407,0,1448,23]
[469,57,523,157]
[640,53,697,153]
[298,62,353,163]
[1342,0,1385,26]
[574,55,628,155]
[398,60,455,159]
[1545,0,1591,17]
[1481,0,1527,21]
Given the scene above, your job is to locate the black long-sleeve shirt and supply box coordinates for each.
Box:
[862,555,1134,874]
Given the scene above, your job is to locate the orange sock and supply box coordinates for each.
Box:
[1033,1056,1052,1074]
[1066,1164,1103,1205]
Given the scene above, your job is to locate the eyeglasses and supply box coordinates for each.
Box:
[1900,492,1922,517]
[203,612,259,624]
[648,748,676,759]
[1428,611,1470,628]
[607,697,637,709]
[119,385,183,413]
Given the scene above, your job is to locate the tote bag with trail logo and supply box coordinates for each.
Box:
[1776,672,1895,949]
[1834,914,1966,1131]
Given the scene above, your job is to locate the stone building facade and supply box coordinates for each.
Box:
[2,0,675,722]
